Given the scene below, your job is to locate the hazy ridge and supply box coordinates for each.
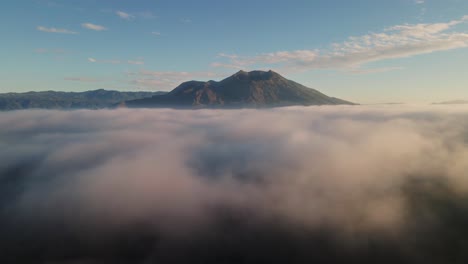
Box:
[0,89,165,110]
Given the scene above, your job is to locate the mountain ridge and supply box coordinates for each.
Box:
[0,89,165,110]
[123,70,354,108]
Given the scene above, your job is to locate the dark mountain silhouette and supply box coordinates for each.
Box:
[0,89,165,110]
[123,70,354,108]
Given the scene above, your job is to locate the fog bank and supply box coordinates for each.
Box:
[2,105,468,263]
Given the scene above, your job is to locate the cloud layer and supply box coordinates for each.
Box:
[2,106,468,263]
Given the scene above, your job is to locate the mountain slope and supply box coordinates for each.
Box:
[0,89,166,110]
[124,70,354,108]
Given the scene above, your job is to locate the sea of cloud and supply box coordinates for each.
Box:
[2,105,468,263]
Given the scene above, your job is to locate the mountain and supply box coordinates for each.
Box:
[123,70,354,108]
[433,100,468,105]
[0,89,166,110]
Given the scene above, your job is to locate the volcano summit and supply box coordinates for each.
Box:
[123,70,354,108]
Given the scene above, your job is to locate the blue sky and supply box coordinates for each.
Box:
[1,0,468,103]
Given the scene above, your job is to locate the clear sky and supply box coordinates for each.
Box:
[1,0,467,103]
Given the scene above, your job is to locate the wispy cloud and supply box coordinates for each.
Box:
[115,10,154,20]
[128,60,145,65]
[347,67,405,74]
[128,70,222,90]
[36,26,78,34]
[64,77,102,82]
[88,57,144,65]
[102,9,156,20]
[151,31,161,36]
[212,16,468,74]
[414,0,427,20]
[137,11,157,19]
[116,11,134,20]
[81,23,107,31]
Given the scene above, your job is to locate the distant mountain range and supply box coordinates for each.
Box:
[0,70,354,111]
[123,70,354,108]
[0,89,166,110]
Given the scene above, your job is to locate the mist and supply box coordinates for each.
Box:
[2,106,468,263]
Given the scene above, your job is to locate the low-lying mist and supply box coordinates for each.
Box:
[2,105,468,263]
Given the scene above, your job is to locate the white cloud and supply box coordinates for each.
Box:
[213,16,468,73]
[81,23,107,31]
[116,11,134,20]
[415,0,425,4]
[88,58,97,63]
[151,31,161,36]
[36,26,77,34]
